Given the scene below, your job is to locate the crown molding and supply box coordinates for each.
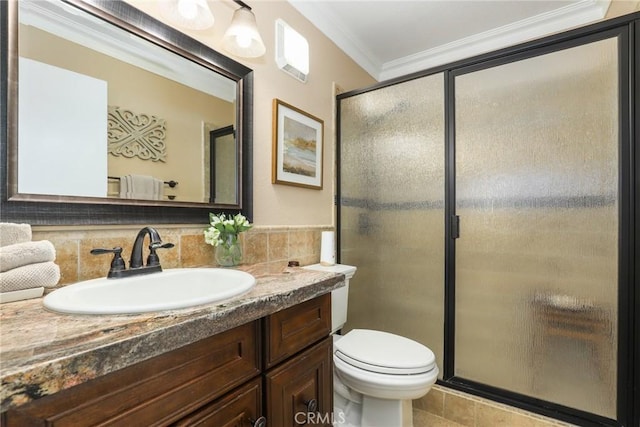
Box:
[379,0,610,80]
[287,0,382,80]
[289,0,610,82]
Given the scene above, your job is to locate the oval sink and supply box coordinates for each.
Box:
[43,268,256,315]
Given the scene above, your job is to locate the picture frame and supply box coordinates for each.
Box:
[272,99,324,189]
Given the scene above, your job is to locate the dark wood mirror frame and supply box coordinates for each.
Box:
[0,0,253,225]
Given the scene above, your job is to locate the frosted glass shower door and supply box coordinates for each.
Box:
[454,37,619,418]
[339,74,445,373]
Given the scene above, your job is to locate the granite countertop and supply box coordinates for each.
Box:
[0,265,344,412]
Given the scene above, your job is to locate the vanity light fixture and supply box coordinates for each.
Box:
[158,0,265,59]
[275,19,309,82]
[159,0,215,30]
[222,0,266,58]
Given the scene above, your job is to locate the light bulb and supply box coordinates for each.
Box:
[236,34,252,49]
[177,0,198,20]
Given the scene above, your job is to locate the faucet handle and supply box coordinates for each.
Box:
[90,247,126,277]
[149,242,175,250]
[147,242,175,267]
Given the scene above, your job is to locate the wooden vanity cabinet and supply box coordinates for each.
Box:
[3,293,333,427]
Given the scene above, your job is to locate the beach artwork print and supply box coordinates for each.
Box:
[283,116,316,177]
[272,99,323,189]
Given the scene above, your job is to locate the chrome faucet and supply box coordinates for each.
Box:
[91,226,174,278]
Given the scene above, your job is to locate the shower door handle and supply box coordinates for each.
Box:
[451,215,460,239]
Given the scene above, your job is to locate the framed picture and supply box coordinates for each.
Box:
[272,99,324,189]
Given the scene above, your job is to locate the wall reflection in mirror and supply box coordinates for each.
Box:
[16,0,238,205]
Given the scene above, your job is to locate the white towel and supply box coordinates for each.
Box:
[0,287,44,304]
[0,240,56,272]
[0,261,60,292]
[119,175,131,199]
[0,223,32,247]
[120,175,163,200]
[154,178,163,200]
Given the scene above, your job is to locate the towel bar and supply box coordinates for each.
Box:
[108,176,178,188]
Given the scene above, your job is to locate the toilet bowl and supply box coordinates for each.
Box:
[334,329,438,399]
[333,329,438,427]
[304,264,439,427]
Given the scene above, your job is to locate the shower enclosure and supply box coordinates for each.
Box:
[337,14,637,427]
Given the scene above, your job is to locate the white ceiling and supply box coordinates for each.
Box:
[287,0,611,81]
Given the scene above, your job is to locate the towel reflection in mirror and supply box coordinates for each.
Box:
[119,175,165,200]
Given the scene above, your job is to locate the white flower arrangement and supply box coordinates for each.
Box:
[204,212,252,247]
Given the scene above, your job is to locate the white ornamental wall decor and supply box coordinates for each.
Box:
[107,106,167,162]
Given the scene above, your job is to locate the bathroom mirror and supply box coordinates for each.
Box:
[0,0,253,224]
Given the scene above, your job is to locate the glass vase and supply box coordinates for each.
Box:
[215,234,242,267]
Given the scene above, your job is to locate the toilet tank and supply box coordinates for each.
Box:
[303,264,357,334]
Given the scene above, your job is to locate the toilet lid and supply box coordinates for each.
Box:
[334,329,436,375]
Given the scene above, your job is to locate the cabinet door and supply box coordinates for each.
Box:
[264,294,331,369]
[173,378,263,427]
[265,337,333,427]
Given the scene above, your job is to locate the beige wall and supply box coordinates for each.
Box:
[127,0,376,226]
[605,0,640,18]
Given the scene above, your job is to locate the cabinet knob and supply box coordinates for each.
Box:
[305,399,318,413]
[250,416,267,427]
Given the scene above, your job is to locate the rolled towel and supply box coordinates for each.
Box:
[0,261,60,293]
[0,240,56,272]
[0,223,32,247]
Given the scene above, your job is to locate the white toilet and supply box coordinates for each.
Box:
[304,264,438,427]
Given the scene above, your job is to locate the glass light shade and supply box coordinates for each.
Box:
[222,7,266,58]
[159,0,214,30]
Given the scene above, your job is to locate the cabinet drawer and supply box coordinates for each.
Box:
[264,294,331,369]
[5,321,261,427]
[265,337,333,427]
[172,378,262,427]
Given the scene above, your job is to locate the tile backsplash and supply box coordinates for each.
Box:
[33,225,331,286]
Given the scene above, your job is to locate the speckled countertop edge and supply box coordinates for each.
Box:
[0,266,344,412]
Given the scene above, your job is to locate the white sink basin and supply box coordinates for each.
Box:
[43,268,256,315]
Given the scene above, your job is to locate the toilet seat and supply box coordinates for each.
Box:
[334,329,436,375]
